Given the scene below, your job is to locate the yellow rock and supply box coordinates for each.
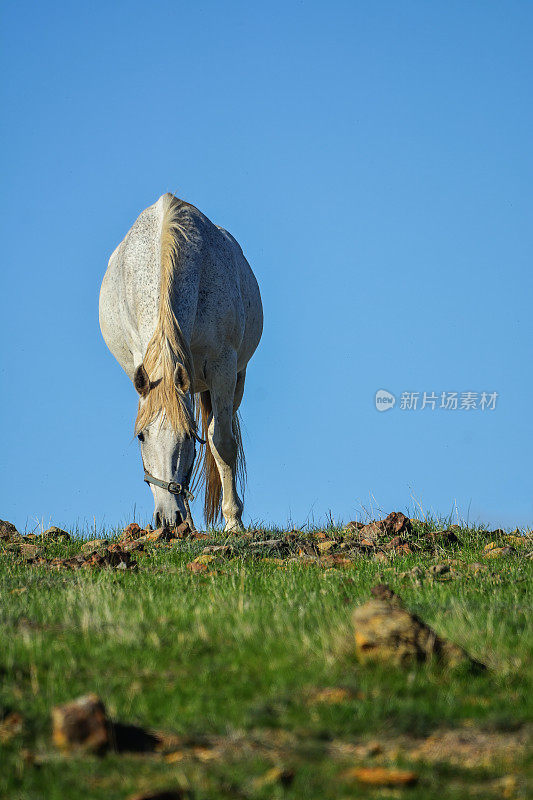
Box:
[252,766,294,790]
[506,535,525,546]
[484,547,514,559]
[165,750,185,763]
[193,554,216,564]
[51,694,108,753]
[308,687,356,704]
[342,767,418,786]
[352,596,481,668]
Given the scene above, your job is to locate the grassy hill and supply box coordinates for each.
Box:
[1,518,531,799]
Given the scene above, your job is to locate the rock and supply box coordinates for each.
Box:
[138,527,174,544]
[399,564,453,581]
[1,541,43,562]
[127,791,191,800]
[0,520,22,542]
[357,522,382,542]
[19,543,43,561]
[342,767,418,786]
[187,561,209,574]
[394,543,413,555]
[50,548,138,571]
[357,512,412,545]
[360,538,377,548]
[467,562,487,573]
[321,554,354,568]
[41,526,71,541]
[370,584,398,601]
[193,554,216,565]
[249,538,291,557]
[250,538,284,547]
[84,548,137,570]
[484,546,515,559]
[111,539,145,553]
[175,520,191,537]
[425,529,459,546]
[57,554,85,570]
[363,740,383,756]
[352,585,484,669]
[307,687,357,704]
[428,563,451,576]
[381,511,412,537]
[0,711,24,743]
[399,566,425,581]
[295,552,319,564]
[119,523,143,541]
[52,694,109,753]
[251,766,295,791]
[81,539,109,554]
[344,521,365,532]
[2,543,21,554]
[506,534,527,546]
[383,535,403,550]
[202,545,233,556]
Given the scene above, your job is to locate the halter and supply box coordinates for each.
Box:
[140,426,205,502]
[143,470,195,501]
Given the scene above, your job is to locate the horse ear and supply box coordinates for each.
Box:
[133,364,150,398]
[174,363,190,394]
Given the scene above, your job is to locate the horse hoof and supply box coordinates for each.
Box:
[224,519,244,533]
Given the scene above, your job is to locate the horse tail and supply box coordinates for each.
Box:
[194,391,246,527]
[196,391,221,525]
[232,410,247,499]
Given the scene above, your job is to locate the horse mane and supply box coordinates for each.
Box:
[135,193,195,436]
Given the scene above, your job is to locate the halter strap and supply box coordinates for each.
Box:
[143,471,195,501]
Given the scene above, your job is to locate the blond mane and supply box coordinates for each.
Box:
[135,194,195,436]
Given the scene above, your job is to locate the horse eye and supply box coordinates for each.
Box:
[137,432,144,442]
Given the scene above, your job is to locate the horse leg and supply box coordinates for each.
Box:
[208,354,244,531]
[182,496,196,531]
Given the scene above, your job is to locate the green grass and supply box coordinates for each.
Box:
[1,521,531,799]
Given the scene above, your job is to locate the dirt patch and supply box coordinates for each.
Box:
[328,725,531,768]
[408,726,531,768]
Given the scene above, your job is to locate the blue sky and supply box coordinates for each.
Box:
[1,0,532,533]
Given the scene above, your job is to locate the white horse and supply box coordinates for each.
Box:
[99,193,263,530]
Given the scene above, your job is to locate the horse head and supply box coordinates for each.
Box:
[133,362,202,527]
